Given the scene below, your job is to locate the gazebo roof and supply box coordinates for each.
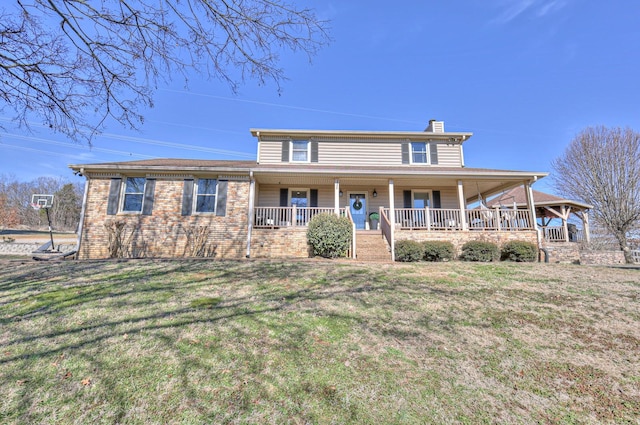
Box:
[489,187,593,210]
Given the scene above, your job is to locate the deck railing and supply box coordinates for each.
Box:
[384,207,534,231]
[254,206,339,228]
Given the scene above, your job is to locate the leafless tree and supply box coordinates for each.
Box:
[0,1,329,142]
[552,126,640,263]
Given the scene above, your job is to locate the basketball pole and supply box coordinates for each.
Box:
[44,207,55,251]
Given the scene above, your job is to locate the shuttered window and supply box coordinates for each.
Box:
[195,178,217,213]
[123,177,146,212]
[411,142,428,163]
[291,140,309,162]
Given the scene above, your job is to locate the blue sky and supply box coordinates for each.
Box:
[1,0,639,194]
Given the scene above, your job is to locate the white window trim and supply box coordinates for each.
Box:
[120,177,146,214]
[290,140,311,163]
[410,142,430,165]
[289,188,310,207]
[193,178,218,214]
[411,190,433,208]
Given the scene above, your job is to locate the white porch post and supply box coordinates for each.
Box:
[389,179,395,262]
[562,205,569,242]
[334,179,340,215]
[457,180,468,230]
[524,182,538,230]
[583,211,591,243]
[245,172,255,258]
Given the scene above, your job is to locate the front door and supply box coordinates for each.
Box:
[350,194,367,229]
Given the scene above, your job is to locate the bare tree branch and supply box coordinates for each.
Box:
[552,126,640,263]
[0,0,329,142]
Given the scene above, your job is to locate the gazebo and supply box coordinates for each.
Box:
[490,187,592,244]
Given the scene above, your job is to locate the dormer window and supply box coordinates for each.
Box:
[291,140,309,162]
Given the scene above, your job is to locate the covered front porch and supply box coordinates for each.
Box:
[246,168,545,260]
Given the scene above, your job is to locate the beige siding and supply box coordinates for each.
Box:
[258,140,284,163]
[319,141,401,166]
[434,144,462,167]
[257,184,460,211]
[258,139,463,167]
[392,187,459,209]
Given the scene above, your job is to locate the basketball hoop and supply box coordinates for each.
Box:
[30,193,56,250]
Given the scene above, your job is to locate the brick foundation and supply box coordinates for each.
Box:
[250,228,311,258]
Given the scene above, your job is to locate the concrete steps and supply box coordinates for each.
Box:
[355,231,392,262]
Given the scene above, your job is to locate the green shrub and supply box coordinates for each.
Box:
[422,241,455,262]
[459,241,499,262]
[307,213,353,258]
[501,241,538,262]
[394,240,424,262]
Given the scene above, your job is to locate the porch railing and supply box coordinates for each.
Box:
[254,206,339,228]
[466,208,533,231]
[384,208,534,231]
[541,226,585,243]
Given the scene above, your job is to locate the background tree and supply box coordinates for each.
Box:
[1,1,329,142]
[0,174,83,231]
[552,126,640,263]
[51,183,82,231]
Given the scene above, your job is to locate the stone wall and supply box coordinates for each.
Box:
[579,250,625,265]
[394,230,539,257]
[78,178,250,259]
[541,242,581,264]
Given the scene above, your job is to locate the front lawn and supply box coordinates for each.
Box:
[1,259,638,424]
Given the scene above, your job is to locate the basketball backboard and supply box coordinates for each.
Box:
[31,194,54,209]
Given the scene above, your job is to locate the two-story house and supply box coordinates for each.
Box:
[69,121,548,261]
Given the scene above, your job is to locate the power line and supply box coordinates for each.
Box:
[1,133,156,159]
[161,89,426,125]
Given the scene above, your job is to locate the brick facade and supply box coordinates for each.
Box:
[78,178,250,259]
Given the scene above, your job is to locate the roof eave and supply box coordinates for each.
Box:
[250,128,473,143]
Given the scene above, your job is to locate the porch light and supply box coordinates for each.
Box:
[373,189,377,197]
[339,190,343,197]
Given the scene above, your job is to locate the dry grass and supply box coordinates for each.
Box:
[0,259,638,424]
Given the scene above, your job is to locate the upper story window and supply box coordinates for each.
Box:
[402,141,438,165]
[281,140,318,163]
[291,140,309,162]
[195,178,218,213]
[122,177,146,212]
[411,142,428,164]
